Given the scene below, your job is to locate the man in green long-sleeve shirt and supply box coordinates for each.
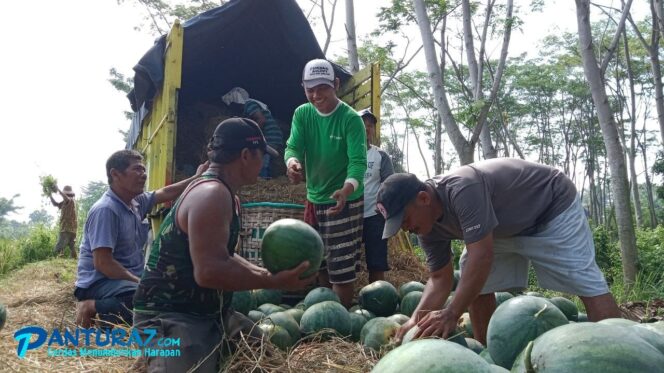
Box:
[285,59,367,307]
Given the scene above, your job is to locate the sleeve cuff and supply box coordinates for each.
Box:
[345,178,359,191]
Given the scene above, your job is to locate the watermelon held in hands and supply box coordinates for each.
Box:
[261,218,324,278]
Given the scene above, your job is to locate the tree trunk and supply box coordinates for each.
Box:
[622,27,644,227]
[639,137,659,227]
[575,0,638,287]
[412,0,473,164]
[344,0,359,74]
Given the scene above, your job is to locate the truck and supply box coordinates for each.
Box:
[126,0,381,237]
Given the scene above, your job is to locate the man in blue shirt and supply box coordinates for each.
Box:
[74,149,208,327]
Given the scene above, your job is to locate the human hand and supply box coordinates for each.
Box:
[395,317,418,344]
[326,188,347,216]
[271,261,316,291]
[195,161,210,177]
[415,308,459,340]
[287,161,303,184]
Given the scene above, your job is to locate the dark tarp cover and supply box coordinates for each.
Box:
[126,0,352,148]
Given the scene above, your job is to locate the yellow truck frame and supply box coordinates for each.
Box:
[133,21,382,232]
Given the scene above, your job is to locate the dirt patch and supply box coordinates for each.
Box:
[619,299,664,322]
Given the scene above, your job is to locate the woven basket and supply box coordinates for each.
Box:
[239,202,305,266]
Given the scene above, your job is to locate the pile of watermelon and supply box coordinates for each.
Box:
[235,283,664,372]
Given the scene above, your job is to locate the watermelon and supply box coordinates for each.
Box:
[494,292,513,306]
[465,338,484,354]
[257,303,286,315]
[480,348,495,364]
[401,325,468,348]
[0,302,6,331]
[525,291,543,297]
[261,218,324,278]
[284,308,304,324]
[490,365,509,372]
[303,287,340,309]
[349,312,369,342]
[231,291,256,315]
[399,291,422,317]
[248,310,266,323]
[253,289,282,306]
[278,303,292,310]
[511,323,664,372]
[371,339,492,373]
[577,312,589,322]
[353,308,376,320]
[597,318,638,326]
[636,321,664,336]
[358,280,399,317]
[258,323,293,351]
[548,296,579,321]
[265,311,301,343]
[398,281,425,299]
[387,314,410,325]
[360,317,400,351]
[299,300,351,338]
[487,296,568,369]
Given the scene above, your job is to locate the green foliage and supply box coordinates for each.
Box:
[77,181,108,232]
[39,175,58,197]
[29,209,54,227]
[0,194,22,222]
[0,225,58,277]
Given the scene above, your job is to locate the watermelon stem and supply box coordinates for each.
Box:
[533,304,547,318]
[524,341,535,373]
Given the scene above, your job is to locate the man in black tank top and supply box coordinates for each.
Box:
[134,118,315,372]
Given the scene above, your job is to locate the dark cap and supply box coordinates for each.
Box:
[358,108,377,123]
[210,117,279,157]
[376,173,426,239]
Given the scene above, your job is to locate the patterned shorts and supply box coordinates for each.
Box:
[315,197,364,284]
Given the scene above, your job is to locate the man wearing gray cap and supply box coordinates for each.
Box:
[376,158,620,345]
[285,59,367,307]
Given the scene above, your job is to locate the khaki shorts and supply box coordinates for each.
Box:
[459,197,610,297]
[133,308,261,372]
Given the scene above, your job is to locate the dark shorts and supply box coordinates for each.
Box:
[315,197,364,284]
[362,214,390,272]
[74,278,138,325]
[133,309,261,372]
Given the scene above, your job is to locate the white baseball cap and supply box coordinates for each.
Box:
[302,59,335,89]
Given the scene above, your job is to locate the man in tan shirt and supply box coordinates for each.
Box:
[49,185,78,258]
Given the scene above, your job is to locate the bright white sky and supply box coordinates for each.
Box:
[0,0,638,222]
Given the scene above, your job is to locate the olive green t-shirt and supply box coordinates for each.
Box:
[419,158,577,272]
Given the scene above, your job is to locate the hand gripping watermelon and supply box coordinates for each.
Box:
[261,218,324,278]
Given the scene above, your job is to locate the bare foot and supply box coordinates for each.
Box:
[76,300,96,328]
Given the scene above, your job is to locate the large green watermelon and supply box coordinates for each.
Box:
[0,302,6,331]
[360,317,400,351]
[353,308,376,320]
[303,287,340,309]
[398,281,425,299]
[399,291,422,317]
[511,323,664,372]
[349,312,369,342]
[371,339,492,373]
[265,311,301,343]
[548,296,578,321]
[494,292,514,307]
[386,314,409,325]
[299,300,351,338]
[358,280,399,317]
[487,296,568,369]
[248,310,266,323]
[284,308,304,324]
[231,291,257,315]
[261,218,324,278]
[253,289,282,306]
[258,323,293,351]
[257,303,286,315]
[597,318,638,326]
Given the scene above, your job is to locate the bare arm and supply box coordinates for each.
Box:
[182,182,313,291]
[93,248,140,282]
[49,194,62,208]
[153,161,209,204]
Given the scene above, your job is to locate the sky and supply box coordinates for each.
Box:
[0,0,637,222]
